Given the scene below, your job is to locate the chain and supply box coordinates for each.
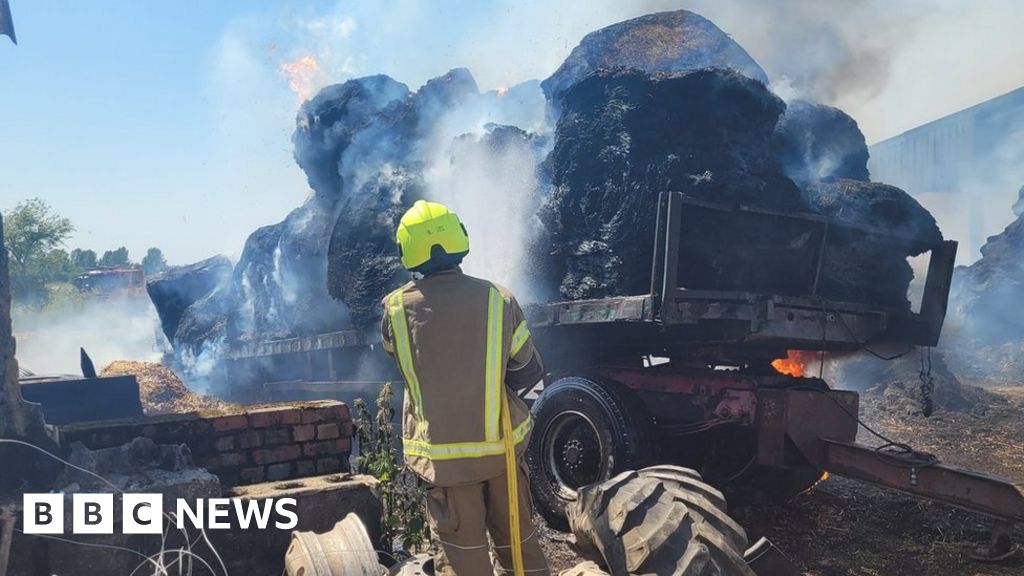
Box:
[919,347,934,417]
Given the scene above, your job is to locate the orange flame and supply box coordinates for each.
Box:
[279,54,320,102]
[771,350,808,377]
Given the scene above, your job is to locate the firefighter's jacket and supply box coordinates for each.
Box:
[380,268,540,486]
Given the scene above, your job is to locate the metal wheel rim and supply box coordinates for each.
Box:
[542,410,608,499]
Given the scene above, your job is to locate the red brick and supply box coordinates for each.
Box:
[264,428,291,446]
[292,424,315,442]
[303,438,351,458]
[237,430,263,449]
[300,408,319,424]
[240,467,265,484]
[214,435,235,451]
[249,406,302,428]
[266,463,293,481]
[329,403,350,421]
[315,405,342,423]
[340,420,355,438]
[219,452,246,467]
[295,460,315,477]
[316,457,341,474]
[316,423,340,440]
[252,444,301,465]
[212,415,248,432]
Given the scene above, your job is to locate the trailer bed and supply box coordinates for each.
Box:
[525,193,957,365]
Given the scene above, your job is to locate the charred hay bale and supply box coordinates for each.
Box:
[538,67,801,300]
[325,70,481,327]
[773,100,870,188]
[293,75,410,199]
[543,10,769,109]
[327,188,410,328]
[231,200,347,342]
[950,209,1024,345]
[805,179,942,308]
[146,255,231,342]
[174,285,236,350]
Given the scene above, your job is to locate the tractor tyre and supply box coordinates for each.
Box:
[568,466,753,576]
[527,376,656,531]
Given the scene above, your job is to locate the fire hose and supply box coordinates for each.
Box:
[501,388,526,576]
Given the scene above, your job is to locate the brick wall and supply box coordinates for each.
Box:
[60,400,353,487]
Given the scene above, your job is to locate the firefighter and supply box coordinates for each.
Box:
[380,200,550,576]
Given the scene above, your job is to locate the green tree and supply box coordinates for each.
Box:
[141,247,167,275]
[2,198,74,301]
[99,246,130,268]
[36,248,75,282]
[70,248,97,269]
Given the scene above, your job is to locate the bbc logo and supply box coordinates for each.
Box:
[23,494,164,535]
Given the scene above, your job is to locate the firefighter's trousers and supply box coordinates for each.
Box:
[426,462,550,576]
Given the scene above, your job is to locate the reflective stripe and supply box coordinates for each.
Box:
[388,290,424,419]
[403,417,532,461]
[484,287,504,441]
[510,320,530,357]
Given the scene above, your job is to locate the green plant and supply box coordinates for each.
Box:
[354,383,428,554]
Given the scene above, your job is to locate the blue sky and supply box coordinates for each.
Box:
[2,1,1023,265]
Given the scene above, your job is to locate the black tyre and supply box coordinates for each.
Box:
[527,376,656,531]
[568,466,754,576]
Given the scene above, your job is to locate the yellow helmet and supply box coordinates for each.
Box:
[396,200,469,271]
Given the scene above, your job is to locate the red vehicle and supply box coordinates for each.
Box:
[72,267,145,296]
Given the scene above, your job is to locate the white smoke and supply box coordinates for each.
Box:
[12,294,169,376]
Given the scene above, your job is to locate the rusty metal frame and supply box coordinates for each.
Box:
[820,440,1024,523]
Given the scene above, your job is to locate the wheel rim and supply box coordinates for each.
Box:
[542,410,608,499]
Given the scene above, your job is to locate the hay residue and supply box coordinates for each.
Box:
[101,360,234,415]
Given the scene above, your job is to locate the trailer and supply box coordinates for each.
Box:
[523,192,1021,559]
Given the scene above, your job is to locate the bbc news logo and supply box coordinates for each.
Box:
[23,494,299,534]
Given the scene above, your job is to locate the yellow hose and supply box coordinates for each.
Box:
[501,389,526,576]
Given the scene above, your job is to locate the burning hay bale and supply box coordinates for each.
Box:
[233,201,348,340]
[804,179,942,308]
[773,100,870,189]
[542,9,769,108]
[147,255,231,343]
[294,75,411,199]
[944,191,1024,383]
[325,69,482,326]
[950,199,1024,344]
[101,360,233,415]
[537,67,802,300]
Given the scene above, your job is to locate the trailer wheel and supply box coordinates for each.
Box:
[527,376,655,531]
